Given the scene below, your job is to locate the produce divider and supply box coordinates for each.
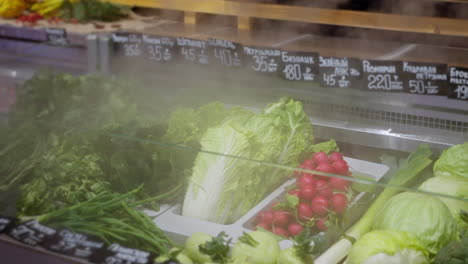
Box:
[107,31,466,100]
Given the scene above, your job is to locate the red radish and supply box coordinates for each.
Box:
[312,152,329,165]
[256,222,271,231]
[300,185,317,200]
[316,217,329,231]
[317,185,333,198]
[273,211,290,227]
[311,196,329,216]
[297,174,315,187]
[302,159,315,168]
[316,180,328,189]
[287,222,304,237]
[332,159,349,175]
[288,189,301,199]
[273,226,289,237]
[329,152,344,162]
[331,193,348,214]
[257,211,274,226]
[294,164,309,177]
[329,177,350,191]
[315,163,336,180]
[298,203,314,221]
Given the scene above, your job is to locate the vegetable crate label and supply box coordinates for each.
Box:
[176,37,211,65]
[362,60,404,92]
[42,229,105,259]
[7,220,57,247]
[89,243,155,264]
[402,61,448,95]
[318,56,362,89]
[112,32,144,59]
[280,51,319,82]
[448,67,468,100]
[0,216,15,233]
[207,38,243,68]
[142,35,177,64]
[45,28,69,46]
[243,46,282,74]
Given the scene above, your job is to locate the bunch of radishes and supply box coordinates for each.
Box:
[255,151,353,238]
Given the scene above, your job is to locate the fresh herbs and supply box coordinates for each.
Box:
[59,0,130,23]
[199,232,232,264]
[22,186,176,254]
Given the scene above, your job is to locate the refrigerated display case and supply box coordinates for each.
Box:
[0,1,467,264]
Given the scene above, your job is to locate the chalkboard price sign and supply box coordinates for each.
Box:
[46,28,68,46]
[143,35,177,63]
[8,220,57,247]
[448,67,468,100]
[243,46,281,73]
[112,32,143,58]
[362,60,404,92]
[43,229,105,259]
[176,37,210,65]
[90,243,156,264]
[280,51,319,81]
[319,56,362,88]
[402,61,448,95]
[208,38,243,67]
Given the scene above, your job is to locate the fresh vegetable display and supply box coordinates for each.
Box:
[316,145,433,264]
[253,147,353,238]
[347,230,429,264]
[182,97,315,224]
[373,192,458,256]
[20,186,176,255]
[0,0,28,19]
[434,230,468,264]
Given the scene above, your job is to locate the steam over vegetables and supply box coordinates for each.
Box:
[182,97,314,224]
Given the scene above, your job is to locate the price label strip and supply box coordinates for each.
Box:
[90,243,156,264]
[208,38,243,67]
[319,56,362,88]
[43,229,105,259]
[143,35,177,64]
[176,37,210,65]
[243,46,282,74]
[7,220,57,247]
[46,28,69,46]
[448,67,468,100]
[280,51,319,81]
[402,61,448,95]
[362,60,404,92]
[112,32,144,58]
[0,216,15,233]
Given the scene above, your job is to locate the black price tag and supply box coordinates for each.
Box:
[319,56,362,88]
[176,37,210,65]
[0,216,15,233]
[208,38,243,67]
[46,28,68,46]
[362,60,404,92]
[89,243,156,264]
[243,46,282,73]
[7,220,57,247]
[112,32,143,58]
[43,229,105,259]
[142,35,177,63]
[280,51,319,81]
[402,61,448,95]
[448,67,468,100]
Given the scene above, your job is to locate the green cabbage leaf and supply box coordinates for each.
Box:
[373,192,458,255]
[434,143,468,179]
[347,230,429,264]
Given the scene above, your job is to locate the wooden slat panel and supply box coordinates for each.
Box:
[105,0,468,37]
